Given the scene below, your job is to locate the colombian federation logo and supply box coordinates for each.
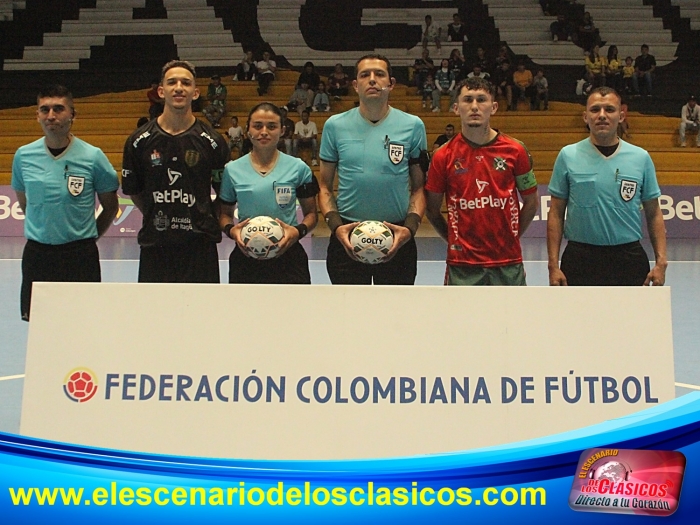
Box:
[67,175,85,196]
[569,448,685,517]
[388,143,404,165]
[620,180,637,202]
[63,368,98,403]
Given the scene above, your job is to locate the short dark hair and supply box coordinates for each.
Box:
[246,102,283,130]
[641,44,649,50]
[445,124,455,129]
[455,77,495,99]
[37,85,74,109]
[587,86,622,105]
[355,53,392,78]
[161,60,196,83]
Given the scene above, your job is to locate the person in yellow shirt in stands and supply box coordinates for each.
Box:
[604,45,622,92]
[512,62,534,111]
[584,45,605,88]
[622,56,635,96]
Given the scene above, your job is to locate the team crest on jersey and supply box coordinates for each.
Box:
[185,150,200,167]
[620,180,637,202]
[388,143,404,165]
[67,176,85,196]
[150,149,162,166]
[153,211,169,231]
[274,183,294,209]
[493,157,508,171]
[453,158,467,175]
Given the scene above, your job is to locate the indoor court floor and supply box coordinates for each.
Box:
[1,235,699,435]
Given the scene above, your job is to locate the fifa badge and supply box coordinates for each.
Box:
[274,183,294,209]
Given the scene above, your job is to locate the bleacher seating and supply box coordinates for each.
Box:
[4,0,242,70]
[487,0,677,66]
[672,0,700,29]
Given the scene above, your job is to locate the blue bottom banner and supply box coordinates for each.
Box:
[2,393,700,523]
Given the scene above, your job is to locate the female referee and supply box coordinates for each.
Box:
[219,103,319,283]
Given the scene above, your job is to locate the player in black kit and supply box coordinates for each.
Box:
[122,60,230,282]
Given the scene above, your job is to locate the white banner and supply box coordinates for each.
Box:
[21,284,674,460]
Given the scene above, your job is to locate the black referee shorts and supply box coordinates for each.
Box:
[560,240,650,286]
[228,241,311,284]
[326,232,418,285]
[138,235,220,283]
[21,238,101,321]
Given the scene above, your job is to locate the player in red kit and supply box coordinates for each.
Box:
[425,77,539,285]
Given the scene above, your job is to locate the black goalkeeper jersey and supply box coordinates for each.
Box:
[122,119,230,247]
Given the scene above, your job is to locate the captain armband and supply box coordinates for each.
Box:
[515,170,538,192]
[296,175,320,198]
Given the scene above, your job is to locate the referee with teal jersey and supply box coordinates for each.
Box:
[11,85,119,320]
[547,87,667,286]
[319,54,428,285]
[219,103,318,284]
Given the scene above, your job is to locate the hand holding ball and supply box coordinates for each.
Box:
[240,216,285,259]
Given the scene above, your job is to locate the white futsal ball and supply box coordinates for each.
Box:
[241,216,284,259]
[350,220,393,265]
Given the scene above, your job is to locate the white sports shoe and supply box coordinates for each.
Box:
[432,107,440,113]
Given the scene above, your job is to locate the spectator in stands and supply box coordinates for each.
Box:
[279,107,295,155]
[574,12,601,51]
[293,110,319,166]
[256,51,276,96]
[413,48,435,91]
[532,69,549,110]
[147,80,164,120]
[12,85,119,321]
[432,58,456,112]
[203,74,227,128]
[622,56,635,95]
[328,63,349,100]
[467,64,489,80]
[286,81,311,116]
[312,81,330,112]
[494,45,512,69]
[448,48,467,82]
[432,123,455,153]
[493,59,514,111]
[235,50,257,81]
[550,13,573,42]
[584,46,606,88]
[604,45,622,92]
[512,63,534,111]
[226,116,244,158]
[633,44,656,97]
[473,46,490,75]
[297,61,321,110]
[421,73,435,109]
[422,15,442,52]
[447,13,467,43]
[679,95,700,147]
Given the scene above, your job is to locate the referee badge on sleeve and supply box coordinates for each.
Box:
[388,143,404,165]
[620,180,637,202]
[67,176,85,196]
